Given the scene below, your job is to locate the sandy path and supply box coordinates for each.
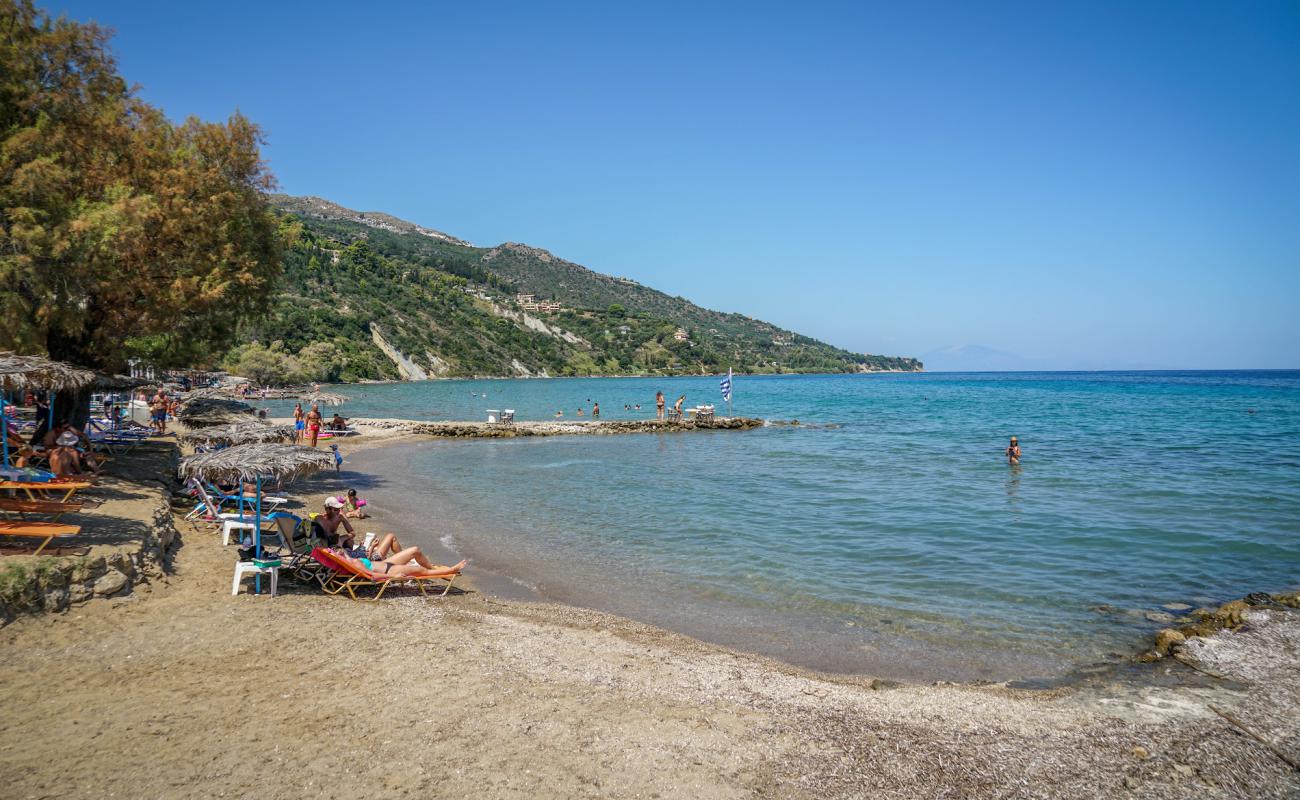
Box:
[1,512,1296,797]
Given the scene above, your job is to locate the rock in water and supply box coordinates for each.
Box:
[1154,629,1186,655]
[1161,602,1193,611]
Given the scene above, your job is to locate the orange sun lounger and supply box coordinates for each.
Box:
[309,548,465,601]
[0,521,82,556]
[0,498,84,521]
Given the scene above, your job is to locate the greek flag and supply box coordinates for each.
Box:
[720,368,732,402]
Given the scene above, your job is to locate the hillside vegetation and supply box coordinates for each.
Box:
[228,196,921,381]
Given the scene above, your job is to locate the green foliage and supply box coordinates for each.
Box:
[0,0,285,370]
[223,341,305,387]
[297,341,343,383]
[229,198,922,380]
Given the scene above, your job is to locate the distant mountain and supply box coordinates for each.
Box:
[922,345,1168,372]
[245,195,922,380]
[922,345,1034,372]
[270,194,473,247]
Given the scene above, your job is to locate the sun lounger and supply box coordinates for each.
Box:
[0,521,81,555]
[0,480,93,503]
[0,497,83,521]
[184,479,286,522]
[264,515,329,581]
[309,548,465,601]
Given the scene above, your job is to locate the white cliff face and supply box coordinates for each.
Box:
[425,353,452,378]
[487,301,587,347]
[370,324,428,381]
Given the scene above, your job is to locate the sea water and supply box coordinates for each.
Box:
[266,372,1300,680]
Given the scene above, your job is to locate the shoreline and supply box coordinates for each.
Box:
[1,430,1297,797]
[323,418,1289,686]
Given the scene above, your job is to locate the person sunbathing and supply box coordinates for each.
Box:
[334,538,446,578]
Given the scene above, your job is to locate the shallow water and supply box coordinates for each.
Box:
[269,371,1300,680]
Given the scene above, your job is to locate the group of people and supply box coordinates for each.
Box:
[655,390,686,420]
[551,392,691,421]
[292,402,349,447]
[146,389,177,434]
[10,419,100,477]
[306,491,443,578]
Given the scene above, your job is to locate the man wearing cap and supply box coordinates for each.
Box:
[312,496,355,547]
[49,431,87,476]
[1005,436,1021,466]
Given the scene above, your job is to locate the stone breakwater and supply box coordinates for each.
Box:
[349,416,767,438]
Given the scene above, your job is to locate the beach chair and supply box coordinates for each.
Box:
[264,514,328,582]
[0,521,81,556]
[0,497,84,522]
[308,548,465,601]
[185,479,286,522]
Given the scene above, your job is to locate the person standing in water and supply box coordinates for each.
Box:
[656,391,665,420]
[1005,436,1021,465]
[592,402,599,418]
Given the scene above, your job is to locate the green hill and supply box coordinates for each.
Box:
[231,195,921,381]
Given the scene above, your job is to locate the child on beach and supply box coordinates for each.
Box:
[338,488,367,519]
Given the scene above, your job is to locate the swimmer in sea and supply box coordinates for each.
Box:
[1005,436,1021,466]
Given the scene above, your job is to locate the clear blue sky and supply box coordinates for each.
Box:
[52,1,1300,368]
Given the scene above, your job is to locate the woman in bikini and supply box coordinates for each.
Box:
[336,535,447,577]
[1005,436,1021,466]
[655,390,665,420]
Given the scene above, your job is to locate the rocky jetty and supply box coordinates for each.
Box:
[1138,591,1300,662]
[349,416,766,438]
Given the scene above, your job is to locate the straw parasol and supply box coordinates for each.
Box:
[301,391,350,407]
[179,442,335,485]
[176,397,256,428]
[0,352,97,393]
[0,352,96,469]
[94,373,154,390]
[179,442,335,593]
[182,421,296,447]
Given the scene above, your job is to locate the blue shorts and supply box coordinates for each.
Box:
[295,420,305,430]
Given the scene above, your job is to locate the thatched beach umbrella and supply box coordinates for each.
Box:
[0,352,97,393]
[176,397,256,428]
[182,421,296,447]
[94,373,154,390]
[0,352,96,468]
[179,443,335,593]
[302,391,350,407]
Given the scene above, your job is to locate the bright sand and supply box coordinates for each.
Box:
[1,427,1298,798]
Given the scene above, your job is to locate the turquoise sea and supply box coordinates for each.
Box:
[266,371,1300,680]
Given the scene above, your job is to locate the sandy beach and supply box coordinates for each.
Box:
[1,427,1297,799]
